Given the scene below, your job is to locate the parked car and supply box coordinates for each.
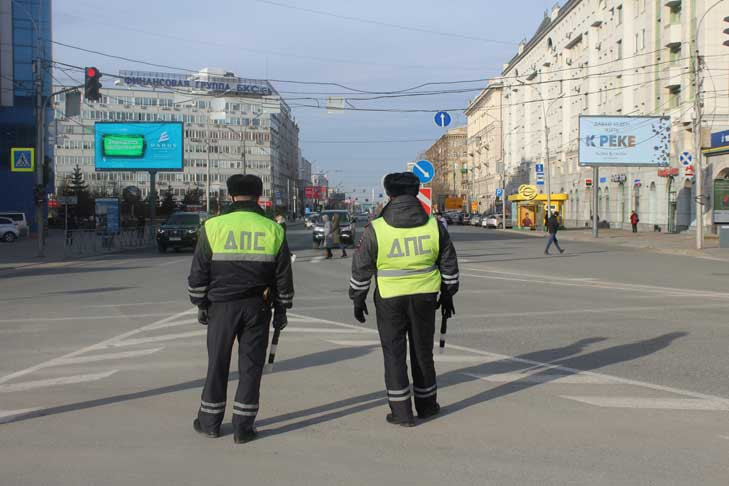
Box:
[470,213,483,226]
[0,217,20,242]
[156,211,209,252]
[305,212,319,228]
[482,214,512,229]
[462,212,471,225]
[0,212,27,237]
[312,210,356,248]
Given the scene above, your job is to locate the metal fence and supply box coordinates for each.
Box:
[64,226,157,257]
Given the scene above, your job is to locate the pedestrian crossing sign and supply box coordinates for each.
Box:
[10,148,35,172]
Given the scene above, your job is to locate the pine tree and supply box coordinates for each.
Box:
[68,165,89,195]
[160,187,177,215]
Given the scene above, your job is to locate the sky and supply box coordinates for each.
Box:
[53,0,560,195]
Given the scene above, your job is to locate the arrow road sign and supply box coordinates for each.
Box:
[434,111,451,128]
[412,160,435,184]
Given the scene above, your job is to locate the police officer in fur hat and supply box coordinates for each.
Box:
[188,174,293,444]
[349,172,459,426]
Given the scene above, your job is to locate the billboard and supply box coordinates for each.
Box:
[95,122,183,171]
[578,116,670,166]
[95,198,120,233]
[305,186,327,199]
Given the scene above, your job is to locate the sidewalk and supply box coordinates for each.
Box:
[0,230,67,270]
[505,227,729,261]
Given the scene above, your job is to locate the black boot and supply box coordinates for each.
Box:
[193,418,220,438]
[386,413,416,427]
[233,426,258,444]
[417,403,441,419]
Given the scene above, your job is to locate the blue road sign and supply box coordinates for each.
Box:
[495,188,503,198]
[535,163,544,173]
[10,147,34,172]
[599,177,607,183]
[434,111,451,128]
[711,130,729,148]
[679,151,693,166]
[412,159,435,184]
[536,180,545,186]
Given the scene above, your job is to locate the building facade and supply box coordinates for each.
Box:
[0,0,52,230]
[468,0,729,231]
[53,68,300,213]
[425,126,468,210]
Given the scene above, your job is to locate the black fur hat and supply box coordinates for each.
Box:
[227,174,262,197]
[384,172,420,197]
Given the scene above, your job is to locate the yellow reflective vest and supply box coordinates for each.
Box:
[204,211,284,262]
[371,216,441,298]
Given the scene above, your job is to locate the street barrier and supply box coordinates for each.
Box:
[64,226,157,257]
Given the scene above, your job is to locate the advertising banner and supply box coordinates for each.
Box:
[578,116,670,166]
[713,179,729,224]
[95,122,184,171]
[95,198,120,233]
[304,186,327,199]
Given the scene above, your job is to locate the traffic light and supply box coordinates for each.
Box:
[84,67,102,102]
[724,16,729,47]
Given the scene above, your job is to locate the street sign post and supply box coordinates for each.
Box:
[434,111,451,128]
[496,188,503,198]
[412,160,435,184]
[679,151,693,167]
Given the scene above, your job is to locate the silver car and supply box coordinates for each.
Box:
[0,217,20,242]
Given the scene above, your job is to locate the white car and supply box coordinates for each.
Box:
[482,214,512,229]
[0,217,20,242]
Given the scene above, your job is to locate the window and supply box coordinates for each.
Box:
[669,44,681,63]
[617,5,623,25]
[668,86,681,109]
[616,39,623,60]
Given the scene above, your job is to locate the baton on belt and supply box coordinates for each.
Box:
[439,313,448,354]
[265,327,281,373]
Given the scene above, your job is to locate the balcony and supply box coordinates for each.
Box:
[664,23,682,48]
[664,66,683,88]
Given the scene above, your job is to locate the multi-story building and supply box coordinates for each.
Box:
[425,126,468,210]
[465,82,504,214]
[0,0,52,231]
[470,0,729,232]
[297,156,312,216]
[53,68,300,213]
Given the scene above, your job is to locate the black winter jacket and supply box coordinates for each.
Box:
[187,201,294,308]
[349,195,459,304]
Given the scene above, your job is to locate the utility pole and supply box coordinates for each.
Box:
[34,58,45,257]
[693,34,704,249]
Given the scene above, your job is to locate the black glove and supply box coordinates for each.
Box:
[354,301,368,323]
[436,293,455,319]
[197,307,209,326]
[273,306,288,331]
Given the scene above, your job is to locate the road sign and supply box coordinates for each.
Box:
[679,151,693,166]
[434,111,451,128]
[711,130,729,148]
[536,180,545,186]
[599,177,607,183]
[412,159,435,184]
[535,163,544,173]
[585,178,593,187]
[10,148,34,172]
[57,196,78,205]
[496,188,503,198]
[417,187,432,215]
[685,165,695,177]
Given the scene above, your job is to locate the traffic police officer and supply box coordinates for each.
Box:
[349,172,458,426]
[188,174,293,444]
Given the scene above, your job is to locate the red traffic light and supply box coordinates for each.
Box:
[86,67,98,78]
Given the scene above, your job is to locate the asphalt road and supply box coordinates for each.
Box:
[1,223,728,485]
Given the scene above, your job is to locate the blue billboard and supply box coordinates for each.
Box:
[94,122,184,171]
[578,116,670,166]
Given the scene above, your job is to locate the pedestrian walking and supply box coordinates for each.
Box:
[187,174,294,444]
[349,172,459,427]
[435,211,448,231]
[322,214,334,259]
[630,211,639,233]
[544,211,564,255]
[331,212,347,257]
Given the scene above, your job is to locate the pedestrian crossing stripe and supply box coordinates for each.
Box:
[10,148,35,173]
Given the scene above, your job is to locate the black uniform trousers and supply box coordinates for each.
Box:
[374,291,438,419]
[197,296,271,431]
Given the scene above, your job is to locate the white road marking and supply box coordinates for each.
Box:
[109,330,205,347]
[309,256,326,263]
[561,396,729,411]
[452,303,729,320]
[288,313,372,332]
[89,300,185,308]
[285,327,367,334]
[156,258,188,267]
[462,267,729,300]
[53,348,164,365]
[465,372,622,385]
[0,313,172,324]
[325,339,381,346]
[0,408,42,424]
[144,318,198,330]
[290,312,729,408]
[0,370,119,393]
[0,308,194,385]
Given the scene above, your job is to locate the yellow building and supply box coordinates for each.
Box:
[508,185,568,229]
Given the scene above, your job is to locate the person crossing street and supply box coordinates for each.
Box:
[188,174,294,444]
[349,172,459,427]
